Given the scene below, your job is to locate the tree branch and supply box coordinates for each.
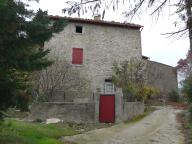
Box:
[150,0,168,15]
[161,28,187,37]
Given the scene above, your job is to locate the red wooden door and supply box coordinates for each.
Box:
[99,95,115,123]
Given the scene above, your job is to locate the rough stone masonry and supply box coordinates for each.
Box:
[30,17,178,123]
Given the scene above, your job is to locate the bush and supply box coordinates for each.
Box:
[182,78,192,103]
[123,83,137,102]
[33,118,43,123]
[169,90,180,102]
[189,106,192,121]
[136,86,159,102]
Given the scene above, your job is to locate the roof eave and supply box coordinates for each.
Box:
[49,15,143,29]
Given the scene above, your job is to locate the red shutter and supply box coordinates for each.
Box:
[72,48,83,64]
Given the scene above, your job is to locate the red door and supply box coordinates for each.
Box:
[99,95,115,123]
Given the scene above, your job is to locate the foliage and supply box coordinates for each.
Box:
[177,49,192,119]
[136,86,160,103]
[177,50,192,77]
[112,58,146,101]
[178,50,192,117]
[168,90,180,102]
[181,75,192,118]
[122,83,138,102]
[181,111,192,143]
[33,118,43,123]
[0,119,77,144]
[189,106,192,121]
[0,0,67,116]
[112,58,160,102]
[182,77,192,104]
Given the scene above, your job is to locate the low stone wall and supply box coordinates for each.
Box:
[122,102,145,121]
[29,102,95,123]
[28,100,144,123]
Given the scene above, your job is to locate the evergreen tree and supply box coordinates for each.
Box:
[0,0,66,116]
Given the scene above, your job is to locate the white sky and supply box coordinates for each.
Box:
[29,0,189,67]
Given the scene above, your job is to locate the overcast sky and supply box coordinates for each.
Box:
[29,0,189,67]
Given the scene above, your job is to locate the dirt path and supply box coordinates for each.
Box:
[61,106,185,144]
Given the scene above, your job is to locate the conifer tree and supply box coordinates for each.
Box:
[0,0,66,116]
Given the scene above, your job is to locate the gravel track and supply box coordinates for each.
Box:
[62,106,184,144]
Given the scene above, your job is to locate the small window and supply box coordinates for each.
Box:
[72,48,83,64]
[104,79,115,94]
[75,26,83,33]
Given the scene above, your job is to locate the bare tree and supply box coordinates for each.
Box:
[112,58,147,101]
[33,59,89,101]
[112,58,146,85]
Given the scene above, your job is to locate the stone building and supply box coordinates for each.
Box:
[46,16,142,100]
[30,16,178,123]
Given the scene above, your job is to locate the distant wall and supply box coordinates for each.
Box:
[122,102,145,121]
[146,60,178,97]
[29,102,95,123]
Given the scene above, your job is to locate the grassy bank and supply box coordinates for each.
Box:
[0,107,156,144]
[0,119,78,144]
[125,106,156,124]
[183,115,192,144]
[187,123,192,143]
[178,110,192,144]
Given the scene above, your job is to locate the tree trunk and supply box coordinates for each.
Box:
[185,0,192,51]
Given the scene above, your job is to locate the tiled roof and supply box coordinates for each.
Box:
[49,15,143,29]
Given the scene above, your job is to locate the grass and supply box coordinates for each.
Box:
[178,109,192,144]
[0,107,156,144]
[0,119,78,144]
[0,108,114,144]
[125,106,156,124]
[187,123,192,143]
[184,116,192,144]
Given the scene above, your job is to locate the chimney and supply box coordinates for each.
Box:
[94,14,101,20]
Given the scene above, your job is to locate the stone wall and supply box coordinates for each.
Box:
[146,60,178,97]
[29,102,95,123]
[122,102,145,121]
[28,101,144,123]
[49,90,94,102]
[29,93,144,123]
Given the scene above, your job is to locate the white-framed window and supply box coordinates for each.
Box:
[104,79,115,94]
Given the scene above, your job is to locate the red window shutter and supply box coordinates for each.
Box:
[72,48,83,64]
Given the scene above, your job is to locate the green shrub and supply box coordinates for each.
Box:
[189,106,192,121]
[33,118,43,123]
[136,86,159,102]
[169,90,180,102]
[182,78,192,103]
[0,119,77,144]
[122,83,137,102]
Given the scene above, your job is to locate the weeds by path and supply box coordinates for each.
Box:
[0,119,78,144]
[178,111,192,144]
[124,106,157,124]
